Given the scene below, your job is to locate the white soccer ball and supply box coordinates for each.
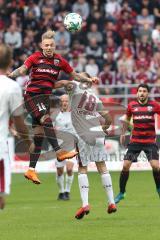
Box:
[64,13,82,33]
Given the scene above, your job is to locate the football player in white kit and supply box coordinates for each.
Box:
[53,94,76,200]
[54,72,117,219]
[0,44,31,209]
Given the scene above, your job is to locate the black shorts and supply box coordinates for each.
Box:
[24,93,50,127]
[124,143,159,162]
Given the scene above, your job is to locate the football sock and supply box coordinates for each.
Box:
[152,169,160,190]
[65,174,74,193]
[101,172,115,204]
[56,174,64,193]
[42,117,61,152]
[119,170,129,194]
[29,135,44,168]
[78,174,89,207]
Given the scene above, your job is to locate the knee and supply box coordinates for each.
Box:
[57,168,63,176]
[123,165,130,172]
[40,114,51,126]
[67,169,73,176]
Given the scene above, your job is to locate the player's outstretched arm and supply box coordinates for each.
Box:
[120,114,131,145]
[98,110,112,134]
[70,71,99,84]
[8,64,28,78]
[54,80,70,89]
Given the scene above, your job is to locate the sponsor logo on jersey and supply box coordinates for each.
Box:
[134,115,153,120]
[147,106,153,112]
[36,68,58,75]
[54,59,60,66]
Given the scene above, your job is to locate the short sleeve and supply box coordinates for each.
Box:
[61,57,73,74]
[24,53,35,69]
[9,83,23,116]
[126,103,132,118]
[154,101,160,115]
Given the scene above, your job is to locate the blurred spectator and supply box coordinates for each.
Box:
[55,24,71,47]
[85,58,99,76]
[56,37,70,57]
[136,49,151,69]
[137,8,155,31]
[4,25,22,56]
[150,52,160,74]
[153,0,160,24]
[152,23,160,49]
[117,52,134,74]
[88,10,104,31]
[86,38,103,60]
[139,0,155,15]
[136,35,152,57]
[24,0,41,20]
[104,52,117,71]
[117,38,135,59]
[72,0,90,19]
[99,63,115,85]
[134,65,152,84]
[69,56,84,72]
[104,0,121,22]
[151,76,160,102]
[54,0,72,14]
[87,23,103,43]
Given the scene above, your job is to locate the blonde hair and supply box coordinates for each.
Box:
[41,30,55,41]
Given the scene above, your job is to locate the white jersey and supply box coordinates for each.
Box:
[69,81,105,145]
[0,75,23,157]
[54,111,75,134]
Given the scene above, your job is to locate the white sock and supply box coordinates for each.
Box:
[101,172,115,204]
[65,174,74,193]
[78,174,89,207]
[56,174,64,193]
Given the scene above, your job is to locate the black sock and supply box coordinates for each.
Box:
[29,135,44,168]
[152,170,160,190]
[119,170,129,194]
[42,117,61,152]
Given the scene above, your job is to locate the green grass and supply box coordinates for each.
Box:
[0,172,160,240]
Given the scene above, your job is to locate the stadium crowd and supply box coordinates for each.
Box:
[0,0,160,100]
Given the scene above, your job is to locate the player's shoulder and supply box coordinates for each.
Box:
[128,100,138,107]
[148,100,160,107]
[54,53,67,63]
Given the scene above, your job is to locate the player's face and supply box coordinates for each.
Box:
[137,87,149,103]
[60,96,69,111]
[41,39,56,58]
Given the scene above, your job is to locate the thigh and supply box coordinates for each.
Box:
[24,94,50,126]
[92,138,108,162]
[76,138,92,167]
[124,143,142,162]
[143,144,159,161]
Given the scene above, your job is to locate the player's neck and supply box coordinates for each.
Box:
[138,99,148,105]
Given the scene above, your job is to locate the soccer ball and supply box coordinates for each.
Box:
[64,13,82,33]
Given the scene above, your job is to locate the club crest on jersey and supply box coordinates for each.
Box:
[147,106,153,112]
[54,59,60,66]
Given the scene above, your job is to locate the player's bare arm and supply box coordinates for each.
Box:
[120,114,131,145]
[70,71,99,84]
[8,64,28,78]
[54,80,70,89]
[98,110,112,133]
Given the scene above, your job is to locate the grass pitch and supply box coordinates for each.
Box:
[0,171,160,240]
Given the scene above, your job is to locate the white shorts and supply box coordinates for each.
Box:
[55,157,77,168]
[76,137,108,166]
[0,153,11,195]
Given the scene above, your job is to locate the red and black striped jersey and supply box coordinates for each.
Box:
[24,51,73,94]
[127,100,160,143]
